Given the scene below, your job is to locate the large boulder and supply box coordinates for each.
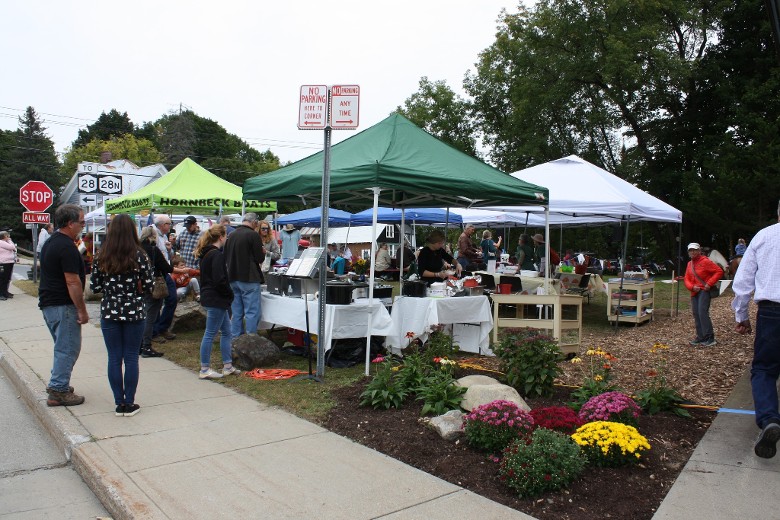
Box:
[460,384,530,413]
[171,301,206,333]
[231,334,281,370]
[455,375,501,388]
[428,409,465,441]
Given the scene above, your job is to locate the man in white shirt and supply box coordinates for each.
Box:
[37,223,53,253]
[732,199,780,458]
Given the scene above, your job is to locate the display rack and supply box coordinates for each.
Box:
[607,280,655,325]
[490,294,583,355]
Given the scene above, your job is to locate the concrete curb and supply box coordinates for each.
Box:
[0,340,165,520]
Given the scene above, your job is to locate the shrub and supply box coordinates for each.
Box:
[578,391,641,426]
[492,328,561,398]
[359,359,408,409]
[423,329,460,361]
[463,400,535,453]
[530,406,584,434]
[572,421,651,467]
[568,348,620,410]
[416,371,466,416]
[500,428,586,498]
[395,352,429,394]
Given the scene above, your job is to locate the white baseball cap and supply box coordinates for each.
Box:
[687,242,701,250]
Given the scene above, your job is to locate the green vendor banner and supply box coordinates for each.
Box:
[105,158,276,214]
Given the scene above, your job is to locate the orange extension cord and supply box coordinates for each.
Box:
[243,368,304,380]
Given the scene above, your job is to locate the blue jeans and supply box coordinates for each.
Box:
[42,305,82,393]
[751,303,780,428]
[230,281,261,337]
[200,307,233,366]
[153,274,178,336]
[100,319,144,405]
[690,291,714,342]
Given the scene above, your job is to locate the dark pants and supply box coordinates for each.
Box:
[0,262,13,296]
[142,295,163,349]
[101,318,144,406]
[153,274,177,336]
[690,290,714,342]
[751,302,780,429]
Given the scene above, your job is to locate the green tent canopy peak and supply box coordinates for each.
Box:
[242,113,548,209]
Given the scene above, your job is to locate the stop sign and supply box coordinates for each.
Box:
[19,181,54,213]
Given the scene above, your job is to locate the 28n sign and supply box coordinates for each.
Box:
[78,173,123,195]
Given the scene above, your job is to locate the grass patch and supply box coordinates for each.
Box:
[13,280,39,297]
[157,329,367,423]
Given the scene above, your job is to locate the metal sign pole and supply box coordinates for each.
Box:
[316,88,332,379]
[32,224,38,283]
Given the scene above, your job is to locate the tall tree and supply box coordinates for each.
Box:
[61,134,163,174]
[0,107,62,242]
[397,77,479,158]
[73,109,135,149]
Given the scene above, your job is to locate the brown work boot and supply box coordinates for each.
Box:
[162,330,177,340]
[47,390,85,407]
[46,385,74,394]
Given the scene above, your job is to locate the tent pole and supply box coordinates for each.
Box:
[544,209,550,293]
[365,187,381,376]
[400,209,406,281]
[615,217,631,333]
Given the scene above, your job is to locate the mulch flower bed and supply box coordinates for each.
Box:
[322,297,748,519]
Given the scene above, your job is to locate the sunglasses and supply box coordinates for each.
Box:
[260,227,270,231]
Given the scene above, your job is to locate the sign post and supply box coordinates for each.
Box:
[297,84,359,379]
[19,180,54,284]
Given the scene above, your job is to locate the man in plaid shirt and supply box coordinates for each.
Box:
[176,216,203,269]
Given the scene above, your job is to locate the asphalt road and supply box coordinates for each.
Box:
[0,348,108,519]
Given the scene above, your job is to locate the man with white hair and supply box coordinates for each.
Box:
[219,215,235,235]
[152,214,178,342]
[224,212,265,336]
[733,199,780,458]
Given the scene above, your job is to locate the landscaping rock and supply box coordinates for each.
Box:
[455,374,501,388]
[429,409,465,441]
[231,334,281,370]
[460,384,530,412]
[171,301,206,333]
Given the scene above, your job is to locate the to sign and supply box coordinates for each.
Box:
[330,84,359,129]
[23,212,50,224]
[298,85,329,130]
[19,181,54,212]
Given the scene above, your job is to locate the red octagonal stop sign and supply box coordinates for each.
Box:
[20,180,54,213]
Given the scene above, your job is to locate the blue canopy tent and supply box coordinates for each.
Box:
[351,207,462,226]
[277,207,354,227]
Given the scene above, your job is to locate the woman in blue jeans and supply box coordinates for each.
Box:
[195,225,241,380]
[90,214,153,416]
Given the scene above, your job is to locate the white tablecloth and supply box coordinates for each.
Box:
[385,296,494,355]
[259,293,393,351]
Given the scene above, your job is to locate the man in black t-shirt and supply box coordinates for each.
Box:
[39,204,89,407]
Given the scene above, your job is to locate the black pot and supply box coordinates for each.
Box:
[326,282,356,305]
[402,280,427,297]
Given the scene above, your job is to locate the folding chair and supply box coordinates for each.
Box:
[565,273,592,303]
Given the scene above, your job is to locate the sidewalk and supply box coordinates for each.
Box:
[653,369,780,519]
[0,287,531,520]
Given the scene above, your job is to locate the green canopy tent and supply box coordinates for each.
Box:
[105,157,276,214]
[242,113,547,208]
[242,113,549,377]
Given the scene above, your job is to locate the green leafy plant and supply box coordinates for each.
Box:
[463,400,535,453]
[416,371,466,416]
[499,428,586,498]
[395,351,430,394]
[571,421,651,467]
[635,342,691,417]
[359,359,408,410]
[492,328,561,398]
[423,329,460,362]
[568,347,620,410]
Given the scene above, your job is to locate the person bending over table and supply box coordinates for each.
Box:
[418,230,462,284]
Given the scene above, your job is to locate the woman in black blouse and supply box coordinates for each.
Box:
[417,229,462,284]
[90,214,153,417]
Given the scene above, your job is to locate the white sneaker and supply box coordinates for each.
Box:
[222,366,241,376]
[199,368,223,380]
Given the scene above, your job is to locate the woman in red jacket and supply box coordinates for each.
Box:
[684,243,724,347]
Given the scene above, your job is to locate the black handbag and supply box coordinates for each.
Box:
[150,247,169,299]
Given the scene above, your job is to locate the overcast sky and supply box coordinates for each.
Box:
[1,1,525,166]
